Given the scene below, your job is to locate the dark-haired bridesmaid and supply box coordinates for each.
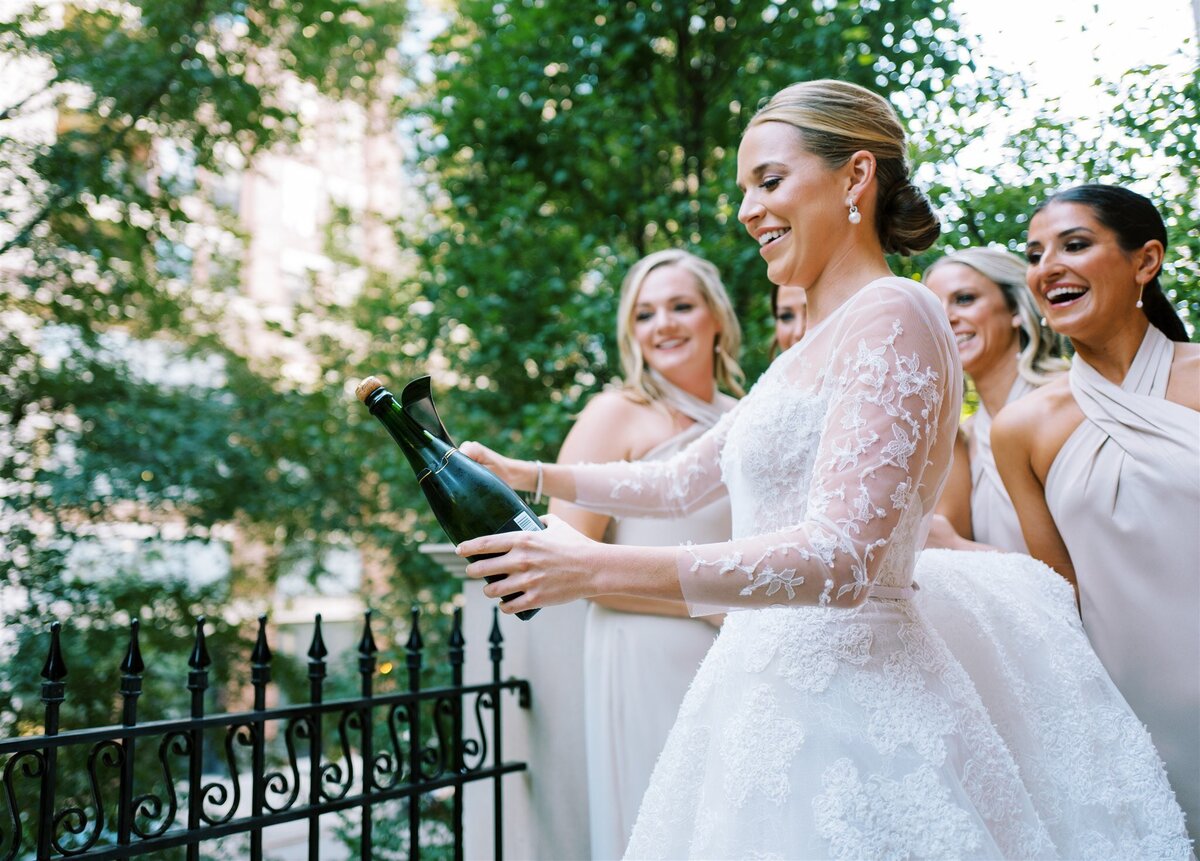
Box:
[994,183,1200,844]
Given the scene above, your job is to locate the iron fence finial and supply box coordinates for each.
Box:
[308,613,329,661]
[121,618,145,676]
[251,615,272,666]
[358,610,378,657]
[189,616,212,671]
[41,620,68,683]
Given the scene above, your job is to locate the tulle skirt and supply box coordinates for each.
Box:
[624,550,1191,860]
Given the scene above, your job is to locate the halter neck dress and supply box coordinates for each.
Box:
[1045,324,1200,845]
[970,376,1037,552]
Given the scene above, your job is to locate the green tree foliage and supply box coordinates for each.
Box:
[408,0,971,453]
[0,0,422,727]
[408,3,1196,468]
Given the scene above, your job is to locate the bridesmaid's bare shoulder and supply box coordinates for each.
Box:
[577,388,654,422]
[993,376,1074,432]
[992,376,1083,482]
[1168,341,1200,411]
[569,388,681,461]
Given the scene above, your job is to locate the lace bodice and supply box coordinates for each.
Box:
[572,279,960,614]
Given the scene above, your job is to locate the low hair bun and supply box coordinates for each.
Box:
[877,180,940,256]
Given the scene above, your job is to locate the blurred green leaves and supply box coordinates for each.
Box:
[408,0,972,454]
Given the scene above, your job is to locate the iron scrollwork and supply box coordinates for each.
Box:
[0,608,530,860]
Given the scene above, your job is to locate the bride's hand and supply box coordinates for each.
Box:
[457,514,601,614]
[459,440,533,491]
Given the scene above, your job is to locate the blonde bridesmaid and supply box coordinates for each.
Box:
[923,247,1066,552]
[549,249,743,859]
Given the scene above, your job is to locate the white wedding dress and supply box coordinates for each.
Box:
[563,279,1190,860]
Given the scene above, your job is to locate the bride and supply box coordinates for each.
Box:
[457,80,1191,859]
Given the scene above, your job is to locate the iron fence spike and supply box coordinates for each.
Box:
[405,605,424,652]
[358,609,378,656]
[308,613,329,660]
[251,614,272,665]
[449,607,465,649]
[40,620,68,682]
[121,618,145,675]
[489,606,504,646]
[189,616,212,670]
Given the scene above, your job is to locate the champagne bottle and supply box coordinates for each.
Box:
[356,375,540,620]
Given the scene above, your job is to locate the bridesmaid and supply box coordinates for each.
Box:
[922,247,1067,551]
[548,248,744,859]
[993,184,1200,844]
[770,283,808,354]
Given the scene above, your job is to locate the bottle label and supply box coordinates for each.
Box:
[511,510,539,532]
[482,508,543,621]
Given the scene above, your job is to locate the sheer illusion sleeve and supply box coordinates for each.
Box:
[566,408,737,517]
[677,285,958,613]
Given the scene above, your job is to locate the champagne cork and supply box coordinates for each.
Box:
[355,376,384,403]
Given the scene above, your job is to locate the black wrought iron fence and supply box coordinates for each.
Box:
[0,607,531,861]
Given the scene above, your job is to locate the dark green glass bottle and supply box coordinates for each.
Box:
[356,375,540,620]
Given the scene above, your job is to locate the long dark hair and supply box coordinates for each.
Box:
[1034,184,1189,342]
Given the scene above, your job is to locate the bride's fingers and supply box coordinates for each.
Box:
[495,590,539,615]
[459,440,492,464]
[464,553,520,582]
[457,532,519,561]
[482,573,529,601]
[462,439,509,469]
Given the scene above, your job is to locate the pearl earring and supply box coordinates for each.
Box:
[1039,316,1047,326]
[1136,282,1145,310]
[847,202,861,225]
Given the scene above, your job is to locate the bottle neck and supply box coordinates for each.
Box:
[367,388,454,479]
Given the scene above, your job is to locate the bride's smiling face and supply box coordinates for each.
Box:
[737,122,847,289]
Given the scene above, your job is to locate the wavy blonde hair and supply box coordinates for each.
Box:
[616,249,745,403]
[924,247,1069,384]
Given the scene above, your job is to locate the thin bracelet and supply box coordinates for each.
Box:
[533,460,544,506]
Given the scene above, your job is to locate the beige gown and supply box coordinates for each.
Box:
[970,377,1036,553]
[1045,324,1200,845]
[584,384,734,860]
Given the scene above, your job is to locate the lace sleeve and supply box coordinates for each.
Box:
[566,408,736,517]
[679,285,959,613]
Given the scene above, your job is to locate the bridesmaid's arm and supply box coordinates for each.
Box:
[928,426,976,549]
[992,402,1077,592]
[925,514,998,552]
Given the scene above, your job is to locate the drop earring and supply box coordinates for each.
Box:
[1136,281,1145,309]
[847,202,861,225]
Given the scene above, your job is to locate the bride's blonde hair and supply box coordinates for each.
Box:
[750,80,939,256]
